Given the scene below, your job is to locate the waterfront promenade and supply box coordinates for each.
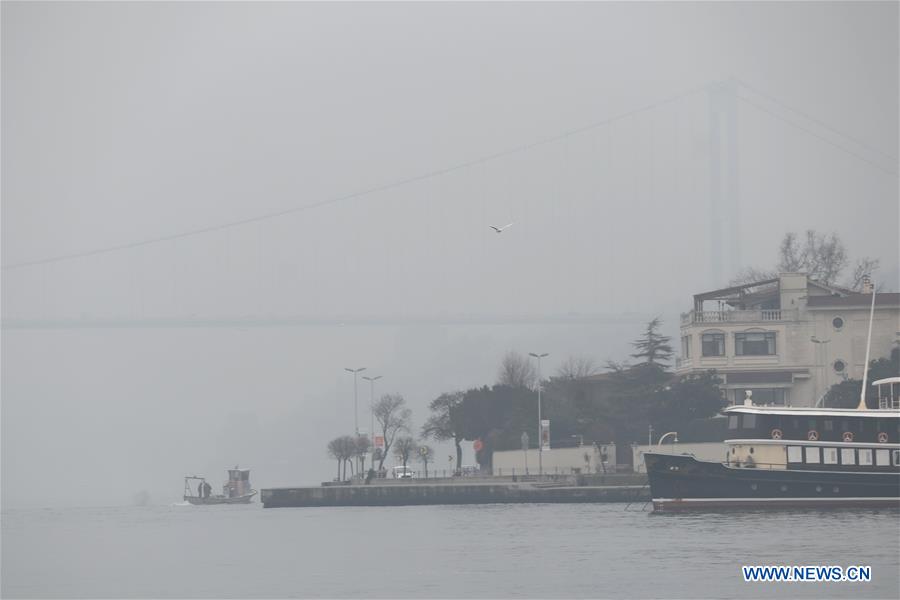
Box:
[262,474,648,508]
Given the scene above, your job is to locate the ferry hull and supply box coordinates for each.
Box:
[644,452,900,511]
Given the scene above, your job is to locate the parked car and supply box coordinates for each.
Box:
[392,466,415,479]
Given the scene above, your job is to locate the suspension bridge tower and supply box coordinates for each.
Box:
[707,79,741,287]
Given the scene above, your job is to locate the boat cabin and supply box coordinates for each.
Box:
[225,468,252,498]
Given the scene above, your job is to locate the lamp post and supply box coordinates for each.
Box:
[810,337,830,407]
[362,374,382,460]
[529,352,549,476]
[344,367,366,436]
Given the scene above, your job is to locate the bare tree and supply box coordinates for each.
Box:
[497,351,537,389]
[373,393,411,470]
[845,257,881,291]
[555,355,599,380]
[392,436,416,471]
[732,230,851,286]
[417,443,434,477]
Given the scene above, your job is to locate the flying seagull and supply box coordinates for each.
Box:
[489,223,514,234]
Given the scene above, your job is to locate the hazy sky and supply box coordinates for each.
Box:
[2,2,898,507]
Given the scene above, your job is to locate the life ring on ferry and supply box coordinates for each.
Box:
[877,432,889,443]
[807,430,819,441]
[842,431,854,443]
[770,428,783,440]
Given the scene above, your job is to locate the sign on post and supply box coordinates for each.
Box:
[540,419,551,450]
[374,435,385,450]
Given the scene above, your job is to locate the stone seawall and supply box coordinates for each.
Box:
[261,483,648,508]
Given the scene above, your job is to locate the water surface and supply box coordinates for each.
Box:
[2,503,898,598]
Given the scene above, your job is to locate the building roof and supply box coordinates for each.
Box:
[806,292,900,309]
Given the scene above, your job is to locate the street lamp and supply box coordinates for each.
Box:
[362,375,382,460]
[344,367,366,436]
[810,337,830,407]
[529,352,549,476]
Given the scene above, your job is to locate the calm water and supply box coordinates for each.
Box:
[2,503,898,599]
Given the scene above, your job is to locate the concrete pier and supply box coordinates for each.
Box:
[261,482,649,508]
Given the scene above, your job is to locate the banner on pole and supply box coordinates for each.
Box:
[374,435,385,450]
[540,419,550,450]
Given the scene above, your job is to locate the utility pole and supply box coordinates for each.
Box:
[529,352,549,476]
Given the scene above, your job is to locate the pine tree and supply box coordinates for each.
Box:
[630,317,673,367]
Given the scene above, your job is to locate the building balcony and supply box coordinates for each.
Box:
[680,308,799,326]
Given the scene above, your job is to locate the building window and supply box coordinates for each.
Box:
[701,333,725,357]
[832,316,844,330]
[833,359,845,373]
[733,388,786,406]
[681,335,691,359]
[735,332,776,356]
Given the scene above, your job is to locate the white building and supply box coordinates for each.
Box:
[676,273,899,407]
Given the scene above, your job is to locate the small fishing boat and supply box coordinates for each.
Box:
[183,467,257,505]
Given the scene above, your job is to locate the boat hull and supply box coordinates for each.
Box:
[644,452,900,511]
[183,491,257,505]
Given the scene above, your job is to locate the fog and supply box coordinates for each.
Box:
[2,2,897,508]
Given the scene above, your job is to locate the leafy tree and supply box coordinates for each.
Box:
[354,435,371,471]
[421,391,465,474]
[393,436,416,471]
[497,351,537,389]
[326,435,358,480]
[823,348,899,408]
[373,394,411,470]
[630,318,673,367]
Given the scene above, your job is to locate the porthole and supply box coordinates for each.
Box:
[780,485,788,492]
[815,485,822,493]
[750,483,758,491]
[833,486,840,493]
[833,360,846,373]
[832,317,844,330]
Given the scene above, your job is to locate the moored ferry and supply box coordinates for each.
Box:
[645,378,900,510]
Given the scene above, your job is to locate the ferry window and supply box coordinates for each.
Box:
[893,450,900,466]
[805,447,820,464]
[823,420,833,431]
[728,415,739,430]
[840,448,855,465]
[823,448,838,464]
[859,449,873,466]
[875,449,890,466]
[787,446,803,463]
[735,332,776,356]
[742,414,757,429]
[808,419,817,431]
[701,333,725,357]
